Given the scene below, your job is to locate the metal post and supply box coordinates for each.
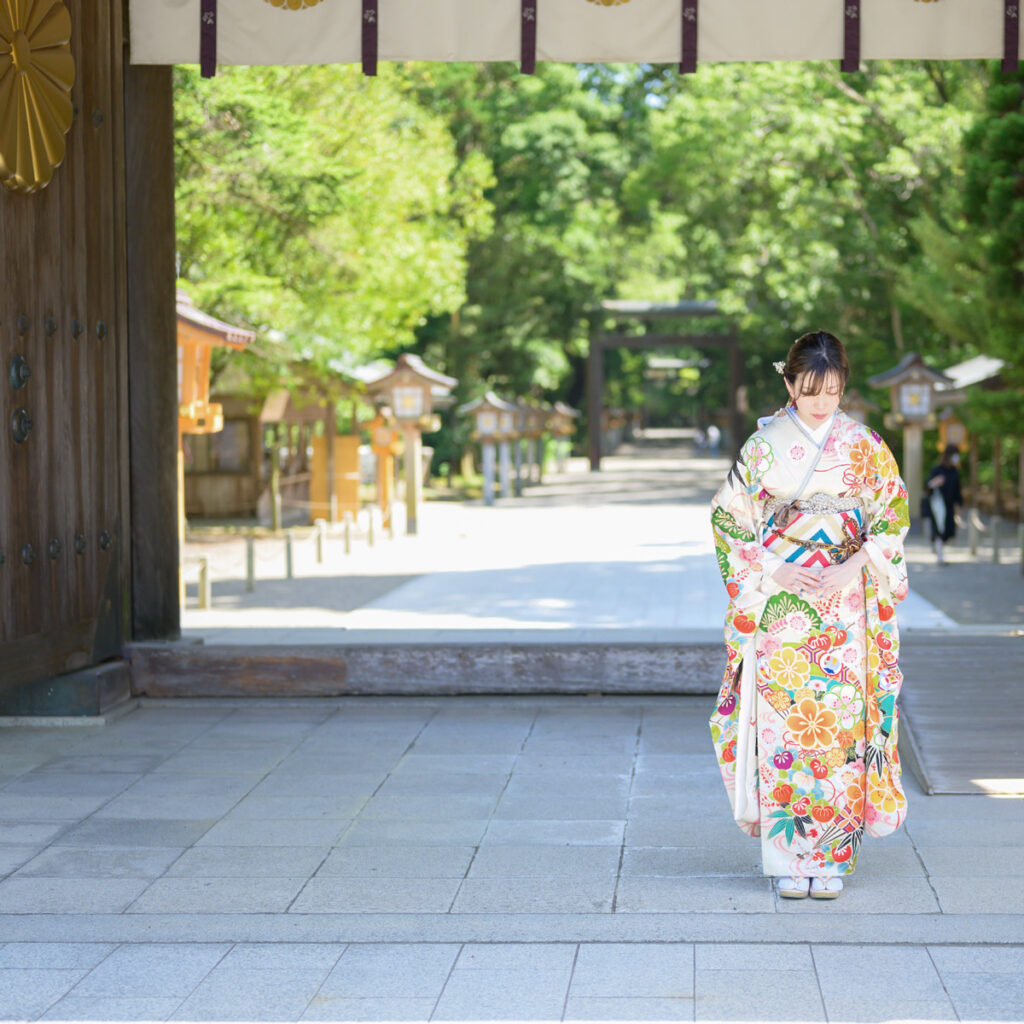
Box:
[992,514,1001,564]
[285,530,294,578]
[198,556,210,610]
[315,519,326,563]
[246,536,255,592]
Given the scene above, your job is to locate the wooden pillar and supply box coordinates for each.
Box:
[125,66,180,640]
[403,426,423,534]
[904,424,924,531]
[993,435,1003,516]
[587,339,604,471]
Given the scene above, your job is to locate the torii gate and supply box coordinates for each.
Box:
[0,0,1020,709]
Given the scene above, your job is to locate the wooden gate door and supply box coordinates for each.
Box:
[0,1,130,695]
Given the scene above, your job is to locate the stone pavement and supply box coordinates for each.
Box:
[2,698,1023,1022]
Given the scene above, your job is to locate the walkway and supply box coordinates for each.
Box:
[181,438,957,645]
[1,698,1023,1022]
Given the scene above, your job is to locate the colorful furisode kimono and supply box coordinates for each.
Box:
[709,407,910,878]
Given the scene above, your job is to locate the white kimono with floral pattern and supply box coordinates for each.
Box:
[709,408,909,877]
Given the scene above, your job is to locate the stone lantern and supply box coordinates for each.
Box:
[459,391,518,505]
[868,353,953,530]
[365,354,456,535]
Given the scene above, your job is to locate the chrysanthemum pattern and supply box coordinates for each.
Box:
[263,0,326,8]
[0,0,75,193]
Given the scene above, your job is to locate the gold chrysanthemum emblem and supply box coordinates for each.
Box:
[263,0,326,9]
[0,0,74,193]
[586,0,633,5]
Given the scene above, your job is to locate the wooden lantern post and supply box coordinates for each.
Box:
[365,354,456,535]
[176,291,254,604]
[868,354,953,532]
[458,392,518,506]
[369,411,402,530]
[549,402,581,473]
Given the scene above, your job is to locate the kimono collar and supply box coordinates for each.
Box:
[786,407,836,448]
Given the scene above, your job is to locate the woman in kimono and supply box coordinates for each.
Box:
[709,332,909,900]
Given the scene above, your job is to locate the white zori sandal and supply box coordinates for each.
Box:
[777,876,810,899]
[809,877,844,899]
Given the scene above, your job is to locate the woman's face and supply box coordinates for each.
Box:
[786,371,843,429]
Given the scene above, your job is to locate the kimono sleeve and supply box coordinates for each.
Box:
[862,435,910,604]
[711,437,777,617]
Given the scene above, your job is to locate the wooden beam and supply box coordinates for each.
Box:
[587,336,604,471]
[125,66,180,640]
[599,334,735,349]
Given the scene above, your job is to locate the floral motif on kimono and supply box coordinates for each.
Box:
[709,409,909,878]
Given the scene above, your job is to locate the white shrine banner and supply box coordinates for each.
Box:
[128,0,1022,67]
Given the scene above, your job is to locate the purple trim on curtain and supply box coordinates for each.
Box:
[680,0,697,74]
[1003,1,1020,73]
[841,1,860,73]
[521,1,537,74]
[200,0,216,78]
[362,0,378,76]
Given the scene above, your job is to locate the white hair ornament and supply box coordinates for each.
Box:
[773,361,786,375]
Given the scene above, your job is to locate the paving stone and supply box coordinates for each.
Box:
[696,943,813,972]
[391,754,517,775]
[482,818,625,846]
[615,876,775,913]
[503,774,631,799]
[571,943,693,997]
[12,845,184,879]
[276,755,398,776]
[432,967,570,1020]
[317,943,459,998]
[358,793,500,821]
[1,773,138,799]
[564,996,694,1020]
[467,844,620,878]
[907,819,1024,846]
[170,967,328,1021]
[454,944,577,971]
[0,821,69,846]
[220,944,346,971]
[927,945,1024,973]
[622,846,761,878]
[375,773,510,799]
[918,845,1024,876]
[813,945,955,1020]
[337,818,489,846]
[153,750,287,775]
[0,968,89,1019]
[70,943,231,997]
[290,877,462,913]
[0,877,151,913]
[300,995,437,1021]
[317,845,475,878]
[513,755,635,775]
[96,794,246,821]
[127,876,309,914]
[931,876,1024,914]
[451,876,614,914]
[53,818,216,848]
[196,817,349,847]
[32,755,167,775]
[847,844,927,878]
[935,970,1024,1021]
[776,876,940,914]
[0,846,38,877]
[0,795,118,819]
[0,943,115,969]
[695,968,824,1021]
[625,818,751,849]
[222,795,369,821]
[39,995,184,1020]
[250,773,385,798]
[164,845,329,878]
[493,793,630,820]
[117,773,261,799]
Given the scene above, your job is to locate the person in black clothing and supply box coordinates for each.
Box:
[922,443,963,564]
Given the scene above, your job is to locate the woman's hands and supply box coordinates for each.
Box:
[817,548,868,592]
[771,549,869,597]
[771,562,824,598]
